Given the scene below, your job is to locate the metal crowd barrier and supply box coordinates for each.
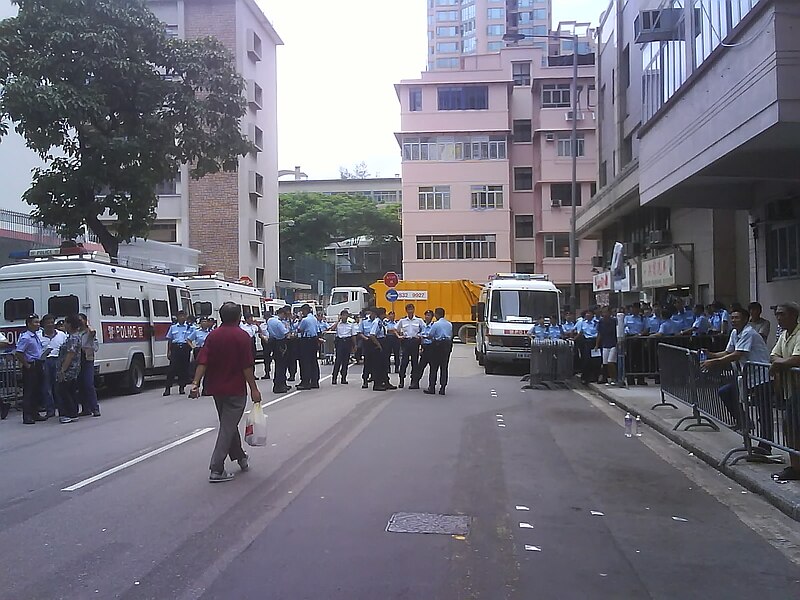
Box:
[729,363,800,466]
[529,339,574,385]
[656,344,740,433]
[623,334,728,383]
[0,353,21,415]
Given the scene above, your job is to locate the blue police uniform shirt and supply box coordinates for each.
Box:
[658,319,682,335]
[681,309,695,330]
[580,317,599,338]
[529,324,547,340]
[624,314,646,335]
[548,325,563,340]
[298,314,318,338]
[16,330,43,362]
[188,327,211,348]
[316,319,328,335]
[429,318,453,341]
[385,319,398,332]
[166,322,192,344]
[420,322,434,345]
[646,315,663,334]
[561,321,576,336]
[692,314,711,335]
[369,318,387,338]
[267,316,288,340]
[670,313,687,331]
[710,310,730,332]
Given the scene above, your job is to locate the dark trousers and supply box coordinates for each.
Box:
[209,395,247,473]
[79,358,100,413]
[411,344,434,385]
[286,339,298,379]
[429,341,453,390]
[362,340,373,383]
[368,343,388,387]
[333,338,352,381]
[166,343,191,389]
[21,362,43,420]
[271,339,288,391]
[299,337,320,386]
[262,343,273,377]
[42,357,59,414]
[399,339,421,381]
[58,378,80,418]
[386,336,401,373]
[625,336,647,384]
[580,338,600,384]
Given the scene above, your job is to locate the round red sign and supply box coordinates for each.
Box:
[383,271,399,288]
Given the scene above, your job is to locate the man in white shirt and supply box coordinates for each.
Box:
[39,314,68,418]
[702,307,773,454]
[331,310,356,385]
[396,303,425,389]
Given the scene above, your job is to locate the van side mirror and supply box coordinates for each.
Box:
[475,302,485,323]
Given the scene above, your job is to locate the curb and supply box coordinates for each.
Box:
[588,384,800,523]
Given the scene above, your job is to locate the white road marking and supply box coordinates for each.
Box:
[261,375,333,408]
[515,505,530,511]
[519,522,534,529]
[61,427,215,492]
[524,545,542,552]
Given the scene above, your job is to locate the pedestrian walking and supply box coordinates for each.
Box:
[331,310,356,385]
[15,314,46,424]
[190,302,262,483]
[409,310,435,390]
[266,306,291,393]
[76,313,101,417]
[424,307,453,395]
[596,307,618,385]
[39,314,67,418]
[296,304,320,390]
[55,314,84,423]
[164,310,192,396]
[397,303,425,388]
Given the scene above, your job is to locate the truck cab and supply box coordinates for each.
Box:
[326,287,371,323]
[475,273,561,374]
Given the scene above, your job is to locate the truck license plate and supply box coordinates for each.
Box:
[516,352,530,359]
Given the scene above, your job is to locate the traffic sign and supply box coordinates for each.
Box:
[385,288,399,303]
[383,271,399,288]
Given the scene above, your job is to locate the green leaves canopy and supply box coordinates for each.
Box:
[0,0,252,256]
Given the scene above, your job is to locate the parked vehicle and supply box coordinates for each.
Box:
[182,275,265,321]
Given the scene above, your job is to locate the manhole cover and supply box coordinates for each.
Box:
[386,512,471,535]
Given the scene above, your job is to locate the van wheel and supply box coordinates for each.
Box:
[123,357,145,395]
[484,360,497,375]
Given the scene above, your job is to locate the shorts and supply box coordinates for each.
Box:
[602,347,617,364]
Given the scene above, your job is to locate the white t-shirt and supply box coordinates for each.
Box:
[39,330,68,359]
[725,325,771,368]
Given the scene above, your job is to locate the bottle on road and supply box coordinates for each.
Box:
[635,415,643,437]
[624,412,633,438]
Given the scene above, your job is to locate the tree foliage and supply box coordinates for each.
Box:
[0,0,252,256]
[339,161,371,179]
[279,192,401,271]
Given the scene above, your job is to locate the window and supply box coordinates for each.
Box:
[532,8,547,19]
[418,186,451,210]
[487,24,505,36]
[152,300,170,318]
[767,221,800,281]
[556,133,585,157]
[119,297,142,317]
[416,234,497,260]
[147,222,177,243]
[544,234,573,258]
[402,135,506,162]
[251,306,261,318]
[512,62,531,86]
[194,302,213,317]
[621,44,631,90]
[512,119,532,143]
[550,183,581,206]
[437,10,458,20]
[488,41,504,51]
[487,8,505,19]
[515,215,534,239]
[514,167,533,191]
[436,26,458,36]
[590,182,597,197]
[516,262,536,274]
[155,173,180,196]
[489,289,559,324]
[100,296,117,316]
[436,0,457,4]
[471,185,503,209]
[165,24,179,38]
[4,298,34,321]
[542,83,571,108]
[462,36,476,53]
[47,295,79,318]
[437,86,488,110]
[461,4,475,20]
[330,291,349,306]
[437,42,459,52]
[435,57,460,69]
[599,161,608,187]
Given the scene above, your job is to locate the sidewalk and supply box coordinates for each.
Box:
[589,382,800,522]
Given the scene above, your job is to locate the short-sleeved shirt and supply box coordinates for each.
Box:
[529,325,547,340]
[580,318,598,338]
[267,316,288,340]
[771,324,800,359]
[359,318,374,336]
[297,314,319,338]
[561,321,577,336]
[658,320,682,336]
[646,315,663,334]
[167,323,192,344]
[39,329,68,359]
[398,316,425,338]
[692,315,711,335]
[335,322,355,338]
[420,322,434,345]
[370,318,387,338]
[197,324,254,397]
[239,322,258,339]
[750,317,771,341]
[624,314,646,335]
[597,317,618,349]
[57,333,83,381]
[16,330,43,362]
[429,318,453,341]
[316,319,329,335]
[725,325,771,368]
[188,327,211,348]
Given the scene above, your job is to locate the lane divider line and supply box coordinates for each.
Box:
[61,427,215,492]
[261,375,332,408]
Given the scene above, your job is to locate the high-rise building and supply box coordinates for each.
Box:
[427,0,552,70]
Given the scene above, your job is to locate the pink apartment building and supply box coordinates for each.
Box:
[396,45,597,305]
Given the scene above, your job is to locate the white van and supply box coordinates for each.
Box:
[0,250,193,393]
[182,275,265,322]
[475,273,561,374]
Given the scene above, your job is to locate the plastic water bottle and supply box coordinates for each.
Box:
[698,349,707,362]
[635,415,643,437]
[624,413,633,438]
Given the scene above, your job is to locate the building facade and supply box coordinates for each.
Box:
[278,176,402,205]
[397,44,598,303]
[145,0,282,294]
[577,0,798,333]
[427,0,552,70]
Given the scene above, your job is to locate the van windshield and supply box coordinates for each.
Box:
[489,290,559,324]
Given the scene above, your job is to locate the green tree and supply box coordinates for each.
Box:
[0,0,252,257]
[279,192,401,273]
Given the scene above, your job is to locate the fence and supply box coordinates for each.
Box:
[529,339,574,385]
[623,334,729,383]
[0,353,21,416]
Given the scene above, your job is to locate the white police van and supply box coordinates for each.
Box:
[0,246,192,393]
[182,275,266,322]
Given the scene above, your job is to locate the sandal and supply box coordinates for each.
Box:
[772,467,800,482]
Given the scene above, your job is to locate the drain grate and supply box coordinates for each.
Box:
[386,512,471,535]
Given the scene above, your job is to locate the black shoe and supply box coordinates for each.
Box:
[78,410,92,417]
[263,374,271,380]
[296,385,312,391]
[439,388,446,395]
[423,388,436,395]
[311,384,320,389]
[773,467,800,482]
[163,389,171,397]
[238,454,249,472]
[385,383,397,390]
[179,386,186,394]
[398,379,404,388]
[273,387,290,394]
[409,384,420,390]
[341,379,348,384]
[0,403,9,420]
[45,411,56,418]
[373,385,388,391]
[332,380,337,385]
[362,382,368,389]
[23,418,36,425]
[34,414,48,421]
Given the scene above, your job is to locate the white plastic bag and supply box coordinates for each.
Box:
[244,401,267,447]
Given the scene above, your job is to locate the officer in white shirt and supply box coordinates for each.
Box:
[39,314,68,418]
[331,310,356,385]
[396,303,425,388]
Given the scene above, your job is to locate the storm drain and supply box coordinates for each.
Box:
[385,512,471,535]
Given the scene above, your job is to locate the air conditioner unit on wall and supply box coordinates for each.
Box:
[551,198,561,208]
[544,132,555,142]
[622,242,642,256]
[649,230,670,245]
[248,171,263,199]
[565,111,584,121]
[634,8,701,44]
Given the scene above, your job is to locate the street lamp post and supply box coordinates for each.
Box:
[503,32,580,311]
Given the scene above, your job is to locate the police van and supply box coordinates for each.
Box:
[0,246,193,393]
[182,275,266,322]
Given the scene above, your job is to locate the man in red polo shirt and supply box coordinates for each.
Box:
[191,302,262,482]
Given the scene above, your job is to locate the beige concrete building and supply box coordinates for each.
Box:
[278,176,402,205]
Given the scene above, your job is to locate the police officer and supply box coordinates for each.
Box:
[258,318,272,380]
[369,307,395,391]
[397,303,425,388]
[528,316,548,341]
[188,316,213,387]
[296,304,320,390]
[624,302,647,386]
[164,310,193,396]
[15,314,46,424]
[384,311,401,374]
[267,306,291,393]
[358,308,375,389]
[425,307,453,395]
[544,317,562,340]
[285,311,299,382]
[409,310,435,390]
[561,311,578,340]
[577,308,599,384]
[331,310,356,385]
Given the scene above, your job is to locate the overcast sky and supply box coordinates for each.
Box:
[0,0,610,213]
